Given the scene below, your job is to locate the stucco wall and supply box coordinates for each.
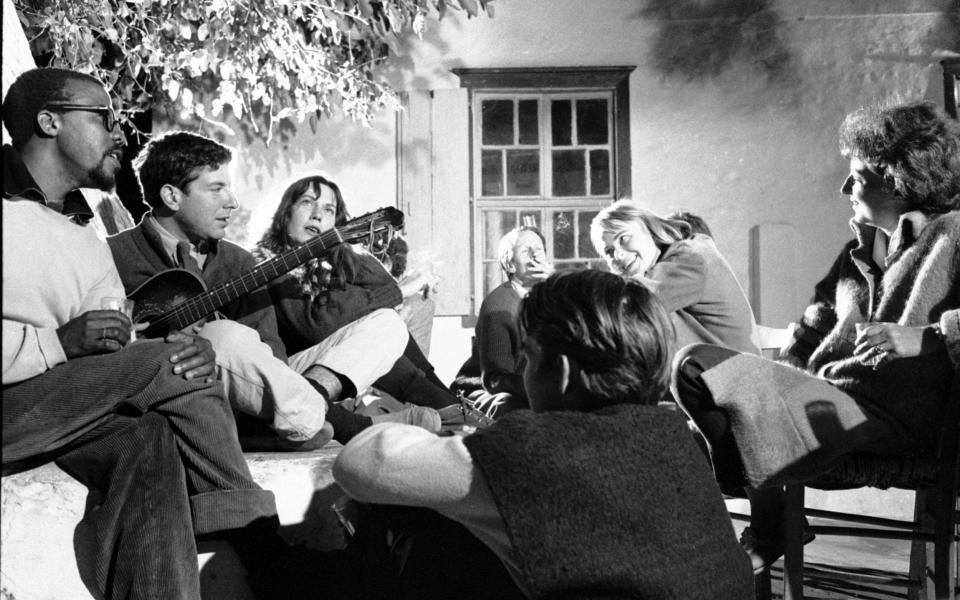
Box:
[188,0,957,325]
[5,1,955,323]
[378,0,958,320]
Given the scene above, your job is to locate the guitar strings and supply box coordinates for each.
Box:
[141,213,384,334]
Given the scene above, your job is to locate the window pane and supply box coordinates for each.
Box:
[552,150,586,196]
[551,100,572,146]
[553,210,574,259]
[589,150,610,195]
[481,150,503,196]
[578,210,600,258]
[506,150,539,196]
[519,211,541,230]
[577,99,608,144]
[483,210,517,259]
[553,261,591,273]
[518,100,538,145]
[481,100,514,145]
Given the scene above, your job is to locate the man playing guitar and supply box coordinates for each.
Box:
[108,131,439,449]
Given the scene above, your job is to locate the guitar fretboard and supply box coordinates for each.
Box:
[166,230,343,330]
[140,207,401,337]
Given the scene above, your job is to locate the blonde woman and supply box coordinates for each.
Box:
[591,201,760,355]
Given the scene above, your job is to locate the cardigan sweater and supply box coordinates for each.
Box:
[475,281,526,398]
[463,404,754,599]
[702,211,960,486]
[639,234,760,355]
[3,200,126,384]
[107,218,287,360]
[256,247,402,356]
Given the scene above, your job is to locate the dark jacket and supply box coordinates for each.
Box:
[259,247,402,356]
[107,218,288,360]
[2,144,93,224]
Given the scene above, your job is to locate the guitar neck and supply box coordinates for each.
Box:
[164,229,345,331]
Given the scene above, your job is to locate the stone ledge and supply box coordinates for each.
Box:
[1,445,346,600]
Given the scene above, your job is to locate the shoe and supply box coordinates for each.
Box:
[370,406,442,432]
[740,525,816,574]
[436,398,495,430]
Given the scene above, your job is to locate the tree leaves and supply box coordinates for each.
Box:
[14,0,493,144]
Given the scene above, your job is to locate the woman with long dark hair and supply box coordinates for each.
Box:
[255,176,458,441]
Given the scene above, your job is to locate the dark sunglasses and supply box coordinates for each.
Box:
[43,103,121,132]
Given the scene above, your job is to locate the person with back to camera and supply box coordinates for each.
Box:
[255,175,458,423]
[333,269,754,600]
[451,225,553,417]
[591,201,761,355]
[672,100,960,572]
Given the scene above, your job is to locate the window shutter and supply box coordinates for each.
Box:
[398,88,472,315]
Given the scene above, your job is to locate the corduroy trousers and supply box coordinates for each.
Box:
[2,341,277,600]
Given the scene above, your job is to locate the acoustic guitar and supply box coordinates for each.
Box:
[129,206,403,338]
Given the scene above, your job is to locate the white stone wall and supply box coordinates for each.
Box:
[202,1,958,328]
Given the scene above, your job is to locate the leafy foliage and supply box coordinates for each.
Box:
[15,0,492,143]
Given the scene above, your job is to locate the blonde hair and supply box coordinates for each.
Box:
[590,200,691,255]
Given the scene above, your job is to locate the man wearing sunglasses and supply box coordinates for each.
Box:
[2,67,299,599]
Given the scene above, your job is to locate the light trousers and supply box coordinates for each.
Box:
[199,308,408,442]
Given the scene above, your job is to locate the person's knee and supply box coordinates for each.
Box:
[198,320,269,363]
[364,309,409,357]
[674,343,738,381]
[671,343,737,413]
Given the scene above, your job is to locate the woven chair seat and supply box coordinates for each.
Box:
[809,453,939,491]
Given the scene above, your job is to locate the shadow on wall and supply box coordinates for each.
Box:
[635,0,793,83]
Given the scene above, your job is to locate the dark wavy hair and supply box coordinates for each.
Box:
[257,175,358,295]
[2,67,104,149]
[839,101,960,212]
[133,131,232,209]
[518,269,675,409]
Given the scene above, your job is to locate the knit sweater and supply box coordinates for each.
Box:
[107,219,287,360]
[475,281,525,398]
[3,200,126,384]
[781,211,960,447]
[463,404,754,600]
[258,247,402,355]
[639,234,760,355]
[702,211,960,486]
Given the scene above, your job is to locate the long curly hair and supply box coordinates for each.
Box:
[839,101,960,212]
[256,175,358,299]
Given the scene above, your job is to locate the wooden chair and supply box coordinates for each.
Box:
[779,370,960,600]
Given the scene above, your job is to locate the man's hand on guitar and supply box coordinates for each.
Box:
[57,310,134,358]
[166,331,216,382]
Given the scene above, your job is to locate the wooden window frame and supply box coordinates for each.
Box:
[453,66,635,312]
[943,58,960,119]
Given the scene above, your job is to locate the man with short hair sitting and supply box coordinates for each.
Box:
[335,269,754,599]
[107,131,438,448]
[452,226,553,416]
[2,66,287,600]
